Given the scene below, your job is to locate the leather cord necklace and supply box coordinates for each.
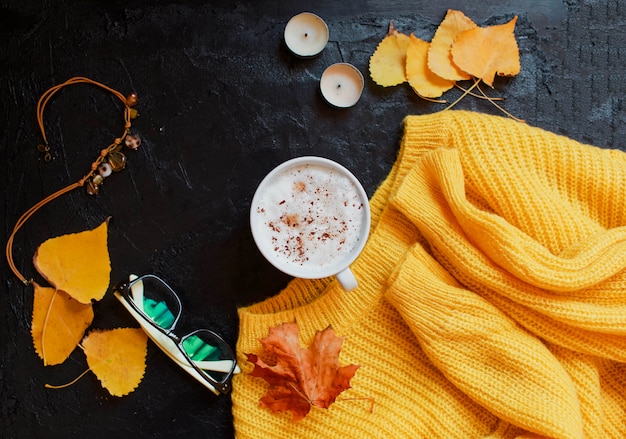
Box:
[6,77,140,286]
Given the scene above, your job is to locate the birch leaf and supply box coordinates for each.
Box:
[369,20,411,87]
[33,219,111,304]
[428,9,478,81]
[31,282,94,365]
[82,328,148,397]
[406,34,455,98]
[451,16,520,87]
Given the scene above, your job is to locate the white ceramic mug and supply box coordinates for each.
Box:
[250,156,371,291]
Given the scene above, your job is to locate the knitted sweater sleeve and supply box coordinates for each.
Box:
[386,111,626,438]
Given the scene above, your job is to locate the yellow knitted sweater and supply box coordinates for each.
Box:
[232,111,626,438]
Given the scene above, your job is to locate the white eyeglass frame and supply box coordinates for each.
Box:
[113,274,239,395]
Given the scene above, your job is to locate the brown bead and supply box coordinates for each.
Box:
[126,93,138,107]
[124,133,141,150]
[108,151,127,171]
[86,180,99,195]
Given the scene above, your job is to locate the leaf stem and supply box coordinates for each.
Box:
[443,79,480,112]
[454,83,504,100]
[45,368,91,389]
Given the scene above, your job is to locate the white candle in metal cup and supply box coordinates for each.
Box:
[284,12,329,57]
[320,63,364,108]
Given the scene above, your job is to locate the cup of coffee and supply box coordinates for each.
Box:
[250,156,371,291]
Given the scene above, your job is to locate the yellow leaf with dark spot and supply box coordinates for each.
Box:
[33,220,111,304]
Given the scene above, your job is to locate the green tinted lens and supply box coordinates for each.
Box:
[131,276,181,331]
[181,330,232,383]
[182,334,220,361]
[143,297,176,329]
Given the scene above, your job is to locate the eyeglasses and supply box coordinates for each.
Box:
[113,274,239,395]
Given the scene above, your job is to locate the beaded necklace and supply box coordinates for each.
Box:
[6,77,140,286]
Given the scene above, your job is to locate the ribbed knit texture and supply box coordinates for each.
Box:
[232,111,626,438]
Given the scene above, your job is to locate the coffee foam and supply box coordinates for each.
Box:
[253,164,366,272]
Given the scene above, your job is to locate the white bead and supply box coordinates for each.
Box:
[98,162,113,177]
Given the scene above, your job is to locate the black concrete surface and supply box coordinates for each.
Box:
[1,0,625,437]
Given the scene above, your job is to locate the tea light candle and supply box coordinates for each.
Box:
[284,12,329,57]
[320,63,365,108]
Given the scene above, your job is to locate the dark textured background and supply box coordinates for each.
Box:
[1,0,625,437]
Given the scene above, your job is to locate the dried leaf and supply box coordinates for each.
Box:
[451,16,520,87]
[427,9,477,81]
[82,328,148,397]
[33,220,111,304]
[31,282,94,366]
[247,322,359,421]
[406,34,455,98]
[369,20,411,87]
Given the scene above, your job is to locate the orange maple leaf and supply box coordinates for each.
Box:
[246,322,359,421]
[451,16,520,87]
[82,328,148,397]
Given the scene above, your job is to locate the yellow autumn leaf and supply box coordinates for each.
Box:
[451,16,520,87]
[406,34,455,98]
[31,282,94,366]
[369,20,411,87]
[33,219,111,304]
[427,9,477,81]
[83,328,148,397]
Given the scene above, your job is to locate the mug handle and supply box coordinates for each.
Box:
[336,267,358,291]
